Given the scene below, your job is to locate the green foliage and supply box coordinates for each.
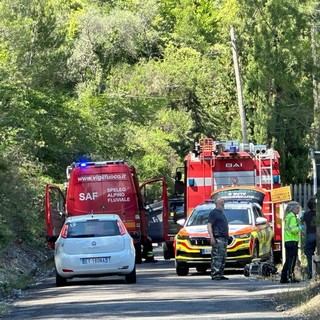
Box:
[0,224,12,253]
[128,108,192,185]
[0,0,318,259]
[0,146,47,245]
[169,0,218,52]
[230,0,315,182]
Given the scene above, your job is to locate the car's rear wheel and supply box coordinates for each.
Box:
[176,263,189,276]
[56,272,67,287]
[125,266,137,284]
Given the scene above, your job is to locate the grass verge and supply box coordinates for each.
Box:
[273,280,320,320]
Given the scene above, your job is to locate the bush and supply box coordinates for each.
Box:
[0,223,12,253]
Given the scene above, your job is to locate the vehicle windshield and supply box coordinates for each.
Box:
[186,207,251,226]
[66,220,120,238]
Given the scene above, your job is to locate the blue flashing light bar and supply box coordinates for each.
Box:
[273,175,280,183]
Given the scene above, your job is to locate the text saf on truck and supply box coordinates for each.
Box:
[45,160,169,263]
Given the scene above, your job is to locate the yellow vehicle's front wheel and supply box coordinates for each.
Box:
[176,263,189,276]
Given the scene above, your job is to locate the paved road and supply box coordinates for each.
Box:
[2,255,305,320]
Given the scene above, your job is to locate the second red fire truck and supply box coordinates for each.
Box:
[175,137,283,260]
[45,160,169,263]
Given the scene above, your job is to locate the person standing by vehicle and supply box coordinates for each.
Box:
[301,197,316,279]
[207,197,229,280]
[280,201,301,284]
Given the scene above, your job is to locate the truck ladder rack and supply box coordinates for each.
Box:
[257,153,275,228]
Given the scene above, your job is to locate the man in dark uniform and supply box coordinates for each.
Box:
[207,197,229,280]
[301,197,316,279]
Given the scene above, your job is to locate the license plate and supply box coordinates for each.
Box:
[201,248,211,255]
[81,257,110,264]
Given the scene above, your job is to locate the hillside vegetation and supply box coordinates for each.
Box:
[0,0,320,311]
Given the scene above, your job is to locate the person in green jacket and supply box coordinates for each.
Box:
[280,201,301,283]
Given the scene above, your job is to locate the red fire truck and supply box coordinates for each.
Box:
[45,160,169,263]
[175,137,283,261]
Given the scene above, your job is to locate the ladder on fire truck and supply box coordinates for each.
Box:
[198,138,215,201]
[256,149,276,227]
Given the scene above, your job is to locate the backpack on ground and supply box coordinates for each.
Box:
[244,260,277,277]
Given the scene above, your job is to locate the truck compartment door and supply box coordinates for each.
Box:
[140,178,169,243]
[45,184,66,248]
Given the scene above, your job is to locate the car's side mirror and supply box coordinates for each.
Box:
[176,218,186,226]
[256,217,268,225]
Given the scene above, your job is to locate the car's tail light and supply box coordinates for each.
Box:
[117,220,127,235]
[60,224,69,239]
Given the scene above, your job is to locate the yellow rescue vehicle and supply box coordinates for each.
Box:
[174,187,274,276]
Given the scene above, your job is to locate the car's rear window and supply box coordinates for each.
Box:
[66,220,120,238]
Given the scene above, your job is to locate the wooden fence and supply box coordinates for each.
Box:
[290,183,314,211]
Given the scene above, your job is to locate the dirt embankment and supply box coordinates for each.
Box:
[0,243,53,300]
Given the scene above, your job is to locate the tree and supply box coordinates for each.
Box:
[228,0,314,183]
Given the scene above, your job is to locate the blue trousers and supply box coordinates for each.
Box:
[304,233,316,277]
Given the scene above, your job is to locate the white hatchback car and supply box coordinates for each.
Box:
[54,214,136,286]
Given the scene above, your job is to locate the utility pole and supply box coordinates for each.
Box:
[230,27,248,144]
[311,8,320,150]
